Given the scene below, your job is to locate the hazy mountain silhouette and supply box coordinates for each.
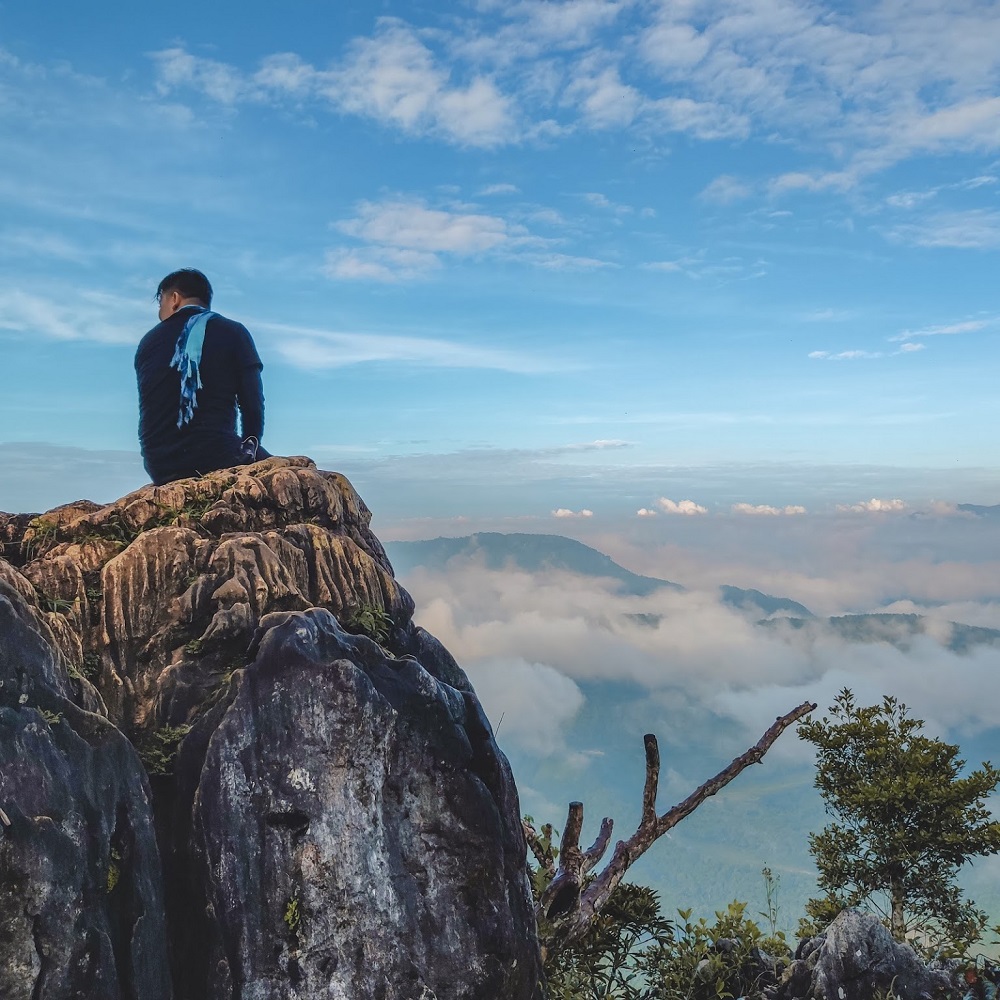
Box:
[386,533,814,618]
[958,503,1000,518]
[762,613,1000,653]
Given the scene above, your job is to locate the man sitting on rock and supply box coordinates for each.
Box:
[136,268,271,486]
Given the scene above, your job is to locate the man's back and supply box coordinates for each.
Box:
[136,305,264,486]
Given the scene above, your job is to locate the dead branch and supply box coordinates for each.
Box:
[523,818,556,877]
[535,700,816,947]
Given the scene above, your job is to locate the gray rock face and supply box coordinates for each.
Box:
[178,610,538,999]
[0,460,542,999]
[787,909,957,1000]
[0,569,171,1000]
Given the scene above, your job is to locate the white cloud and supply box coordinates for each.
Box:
[552,507,594,518]
[0,290,146,345]
[885,210,1000,249]
[145,3,1000,177]
[324,247,441,282]
[256,320,564,373]
[528,251,615,270]
[889,319,990,342]
[656,497,708,516]
[458,654,586,757]
[565,60,642,128]
[151,47,250,105]
[581,191,634,213]
[325,20,518,147]
[511,0,628,49]
[699,174,752,204]
[808,349,883,360]
[327,194,619,279]
[152,21,518,148]
[802,309,852,322]
[329,196,540,279]
[563,439,630,451]
[636,508,658,517]
[478,183,520,196]
[837,498,909,514]
[731,503,807,516]
[647,95,749,141]
[252,52,316,95]
[339,198,512,253]
[886,190,937,210]
[399,554,1000,745]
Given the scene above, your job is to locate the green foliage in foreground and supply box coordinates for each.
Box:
[530,818,789,1000]
[798,689,1000,956]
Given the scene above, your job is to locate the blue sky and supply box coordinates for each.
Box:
[2,0,999,523]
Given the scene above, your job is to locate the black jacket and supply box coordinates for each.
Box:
[135,306,264,485]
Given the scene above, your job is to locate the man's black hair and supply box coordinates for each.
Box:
[156,268,213,307]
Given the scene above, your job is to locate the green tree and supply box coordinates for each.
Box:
[798,689,1000,954]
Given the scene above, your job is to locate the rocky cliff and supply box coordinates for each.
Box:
[0,457,542,1000]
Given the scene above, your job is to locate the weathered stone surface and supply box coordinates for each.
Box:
[8,459,417,739]
[0,458,541,999]
[170,610,539,999]
[780,909,959,1000]
[0,566,171,1000]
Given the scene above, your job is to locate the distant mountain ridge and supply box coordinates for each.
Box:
[385,532,813,618]
[958,503,1000,518]
[386,533,1000,652]
[762,613,1000,653]
[386,532,681,595]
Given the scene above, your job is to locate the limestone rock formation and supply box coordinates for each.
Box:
[776,910,961,1000]
[0,457,542,1000]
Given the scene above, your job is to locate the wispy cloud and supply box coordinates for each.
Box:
[731,503,807,516]
[889,318,992,342]
[808,349,883,361]
[0,290,147,345]
[327,194,614,280]
[641,253,767,282]
[478,183,520,196]
[699,174,752,205]
[884,210,1000,249]
[256,320,568,373]
[337,199,513,253]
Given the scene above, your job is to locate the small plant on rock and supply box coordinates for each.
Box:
[106,848,122,893]
[37,591,76,615]
[344,603,393,645]
[284,896,301,934]
[81,652,101,681]
[137,724,193,776]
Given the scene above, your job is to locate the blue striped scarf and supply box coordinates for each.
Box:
[169,307,216,428]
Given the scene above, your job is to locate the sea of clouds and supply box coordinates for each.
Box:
[393,511,1000,922]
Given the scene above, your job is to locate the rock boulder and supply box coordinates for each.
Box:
[0,458,542,999]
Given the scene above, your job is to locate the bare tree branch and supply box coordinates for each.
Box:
[581,818,613,876]
[536,700,816,947]
[523,819,555,877]
[641,733,659,828]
